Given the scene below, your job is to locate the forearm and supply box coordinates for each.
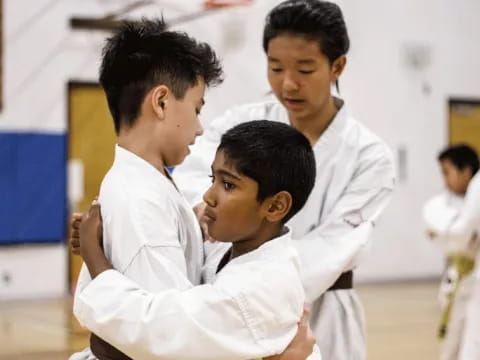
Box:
[74,267,300,360]
[296,221,373,302]
[295,187,393,301]
[448,215,480,239]
[82,245,113,279]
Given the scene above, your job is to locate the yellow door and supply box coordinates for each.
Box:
[67,82,116,335]
[449,99,480,151]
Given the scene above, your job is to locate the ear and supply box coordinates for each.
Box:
[151,85,169,120]
[264,191,293,223]
[330,55,347,82]
[461,167,473,181]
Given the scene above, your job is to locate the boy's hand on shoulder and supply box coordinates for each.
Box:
[69,212,84,255]
[79,199,112,278]
[264,306,316,360]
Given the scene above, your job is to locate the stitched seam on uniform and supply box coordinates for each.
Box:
[234,292,271,353]
[144,244,182,248]
[120,243,182,274]
[119,244,146,274]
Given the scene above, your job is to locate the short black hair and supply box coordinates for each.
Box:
[438,144,479,175]
[263,0,350,64]
[218,120,316,223]
[100,18,223,133]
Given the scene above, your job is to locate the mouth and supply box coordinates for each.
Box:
[283,97,306,109]
[203,208,217,222]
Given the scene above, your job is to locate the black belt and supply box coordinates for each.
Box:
[90,333,132,360]
[327,271,353,291]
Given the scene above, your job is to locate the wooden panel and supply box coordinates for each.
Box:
[68,82,116,285]
[67,83,116,333]
[68,83,116,213]
[449,99,480,152]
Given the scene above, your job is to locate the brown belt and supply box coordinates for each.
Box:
[90,333,132,360]
[327,271,353,291]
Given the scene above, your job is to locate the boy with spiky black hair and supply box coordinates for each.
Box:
[71,18,224,360]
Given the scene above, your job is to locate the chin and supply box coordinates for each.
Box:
[207,227,231,243]
[169,154,187,167]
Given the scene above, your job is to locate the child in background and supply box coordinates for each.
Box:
[424,144,480,360]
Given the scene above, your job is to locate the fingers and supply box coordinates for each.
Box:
[300,303,315,354]
[71,227,79,239]
[69,229,80,255]
[85,199,103,225]
[299,303,311,327]
[193,202,207,219]
[200,222,215,242]
[71,212,83,230]
[200,222,208,240]
[69,212,83,256]
[69,197,100,256]
[71,243,81,255]
[88,199,100,216]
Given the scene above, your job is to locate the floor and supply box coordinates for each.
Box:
[360,281,440,360]
[0,281,441,360]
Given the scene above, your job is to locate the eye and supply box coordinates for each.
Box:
[208,174,215,183]
[299,70,314,74]
[223,181,235,191]
[270,68,283,73]
[195,108,201,115]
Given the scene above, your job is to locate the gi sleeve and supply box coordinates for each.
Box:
[74,254,304,360]
[72,194,192,323]
[294,143,395,302]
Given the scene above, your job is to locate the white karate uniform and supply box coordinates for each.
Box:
[71,145,204,359]
[423,192,476,360]
[173,97,395,360]
[423,192,464,249]
[423,192,465,309]
[449,172,480,360]
[74,228,322,359]
[72,145,321,359]
[460,266,480,360]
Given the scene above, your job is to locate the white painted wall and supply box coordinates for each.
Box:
[0,245,67,300]
[339,0,480,281]
[1,0,480,299]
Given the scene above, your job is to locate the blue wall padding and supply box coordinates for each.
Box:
[0,132,67,244]
[0,134,18,241]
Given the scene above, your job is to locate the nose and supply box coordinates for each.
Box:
[282,71,299,93]
[203,183,216,207]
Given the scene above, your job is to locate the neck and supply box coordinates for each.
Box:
[230,223,283,259]
[289,96,338,145]
[117,124,166,175]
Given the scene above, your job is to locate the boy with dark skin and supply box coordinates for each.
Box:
[74,121,320,359]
